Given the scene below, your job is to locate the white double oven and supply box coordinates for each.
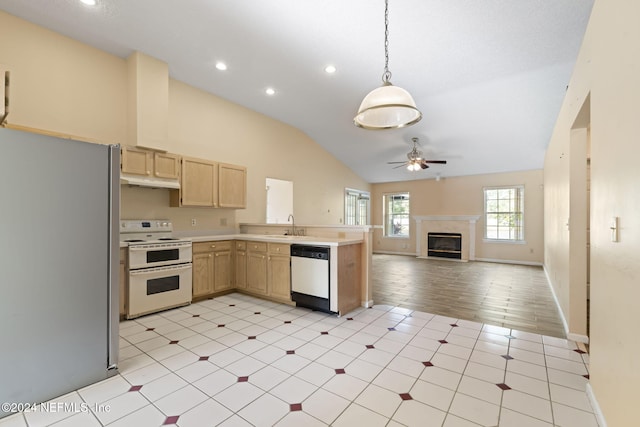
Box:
[121,220,192,319]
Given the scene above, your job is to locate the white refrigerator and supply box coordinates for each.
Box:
[0,128,120,419]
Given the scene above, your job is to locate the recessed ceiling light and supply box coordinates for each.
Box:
[80,0,97,6]
[324,65,337,74]
[215,62,227,71]
[265,87,276,96]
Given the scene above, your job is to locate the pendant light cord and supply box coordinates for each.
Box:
[382,0,392,83]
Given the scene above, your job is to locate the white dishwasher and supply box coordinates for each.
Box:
[290,245,332,313]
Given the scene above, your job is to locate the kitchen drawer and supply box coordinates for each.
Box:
[235,241,247,250]
[193,240,232,253]
[247,242,267,252]
[268,243,290,255]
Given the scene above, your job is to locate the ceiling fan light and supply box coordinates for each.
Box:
[354,83,422,130]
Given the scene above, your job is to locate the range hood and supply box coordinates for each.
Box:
[120,174,180,190]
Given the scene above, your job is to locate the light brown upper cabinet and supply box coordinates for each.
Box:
[170,156,247,209]
[121,146,180,179]
[218,163,247,208]
[171,156,218,207]
[153,152,180,179]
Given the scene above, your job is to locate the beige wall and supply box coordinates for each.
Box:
[371,170,544,264]
[0,11,370,232]
[544,0,640,424]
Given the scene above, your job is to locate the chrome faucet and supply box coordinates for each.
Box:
[287,214,296,236]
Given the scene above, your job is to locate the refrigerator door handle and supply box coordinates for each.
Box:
[107,144,120,372]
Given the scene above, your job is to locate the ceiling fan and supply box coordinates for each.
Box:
[388,137,447,171]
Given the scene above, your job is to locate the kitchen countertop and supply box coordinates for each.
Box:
[120,234,363,248]
[187,233,362,247]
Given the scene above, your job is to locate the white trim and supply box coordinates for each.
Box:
[362,300,374,308]
[586,383,607,427]
[374,250,418,256]
[417,256,468,263]
[543,265,590,344]
[414,215,481,222]
[482,239,527,245]
[567,332,589,343]
[475,257,542,266]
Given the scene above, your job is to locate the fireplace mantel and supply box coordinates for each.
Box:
[413,215,481,261]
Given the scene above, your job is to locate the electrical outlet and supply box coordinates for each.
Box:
[191,218,196,226]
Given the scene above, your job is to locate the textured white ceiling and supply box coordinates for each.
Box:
[0,0,594,183]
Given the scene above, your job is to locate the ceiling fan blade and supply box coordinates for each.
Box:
[392,164,408,169]
[420,162,430,169]
[387,161,407,164]
[423,160,447,164]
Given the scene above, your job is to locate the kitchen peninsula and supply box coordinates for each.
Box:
[185,232,364,316]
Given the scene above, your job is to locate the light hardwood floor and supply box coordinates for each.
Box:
[372,254,566,338]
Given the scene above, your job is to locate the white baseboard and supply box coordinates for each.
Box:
[586,383,607,427]
[475,257,543,266]
[543,265,590,344]
[362,300,374,308]
[373,250,418,256]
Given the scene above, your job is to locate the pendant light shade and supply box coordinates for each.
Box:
[354,0,421,130]
[355,83,421,130]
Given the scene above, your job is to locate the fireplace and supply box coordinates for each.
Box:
[428,232,462,259]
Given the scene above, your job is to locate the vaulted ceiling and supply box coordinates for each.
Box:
[0,0,594,182]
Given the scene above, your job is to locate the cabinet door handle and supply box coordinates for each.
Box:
[211,245,216,248]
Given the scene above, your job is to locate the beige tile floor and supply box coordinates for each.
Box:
[372,255,566,338]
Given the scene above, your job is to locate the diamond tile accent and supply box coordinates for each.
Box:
[254,312,261,314]
[399,393,413,401]
[438,340,448,344]
[248,336,257,340]
[422,361,434,367]
[388,327,396,331]
[238,376,249,383]
[502,355,514,360]
[193,314,200,318]
[286,350,295,355]
[284,321,292,324]
[169,340,179,345]
[321,331,329,335]
[496,383,512,390]
[163,415,180,425]
[366,345,375,349]
[347,318,353,320]
[218,324,226,328]
[128,385,143,392]
[583,374,590,380]
[574,349,587,354]
[146,328,155,331]
[199,356,209,361]
[290,403,303,412]
[229,304,236,307]
[335,368,346,374]
[450,324,459,327]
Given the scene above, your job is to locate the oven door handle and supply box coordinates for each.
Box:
[129,263,193,276]
[128,242,191,251]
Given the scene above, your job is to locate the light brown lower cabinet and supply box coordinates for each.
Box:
[267,243,291,301]
[235,241,247,289]
[246,242,268,295]
[192,241,233,299]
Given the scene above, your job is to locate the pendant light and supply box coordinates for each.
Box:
[354,0,422,130]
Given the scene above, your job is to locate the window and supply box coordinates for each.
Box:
[484,186,524,241]
[384,192,410,237]
[344,188,370,225]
